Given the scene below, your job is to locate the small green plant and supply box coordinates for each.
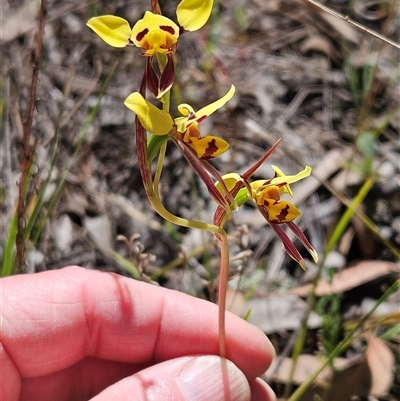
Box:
[316,291,343,359]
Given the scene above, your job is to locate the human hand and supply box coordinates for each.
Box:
[1,266,275,401]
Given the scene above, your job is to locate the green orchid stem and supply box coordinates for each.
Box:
[147,134,169,163]
[149,189,225,235]
[154,141,167,190]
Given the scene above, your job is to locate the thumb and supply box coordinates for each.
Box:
[91,355,251,401]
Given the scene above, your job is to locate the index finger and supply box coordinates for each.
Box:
[1,266,273,379]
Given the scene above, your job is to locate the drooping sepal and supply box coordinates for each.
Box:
[264,214,307,270]
[124,92,174,135]
[287,221,319,263]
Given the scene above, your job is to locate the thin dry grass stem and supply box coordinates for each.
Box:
[304,0,400,49]
[2,78,14,226]
[16,0,47,273]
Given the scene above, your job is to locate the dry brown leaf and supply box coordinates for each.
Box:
[299,35,342,64]
[365,334,395,396]
[290,260,400,297]
[265,354,357,383]
[266,355,371,401]
[323,358,371,401]
[265,354,331,385]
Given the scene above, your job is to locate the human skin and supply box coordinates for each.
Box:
[1,266,275,401]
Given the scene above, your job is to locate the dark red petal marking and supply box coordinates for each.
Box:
[202,138,219,160]
[136,28,149,42]
[275,203,290,223]
[160,25,176,35]
[196,115,207,124]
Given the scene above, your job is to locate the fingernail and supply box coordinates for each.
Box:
[178,356,249,401]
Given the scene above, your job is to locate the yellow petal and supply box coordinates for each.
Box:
[177,103,195,117]
[250,180,268,193]
[271,165,293,196]
[175,104,195,132]
[270,165,312,187]
[176,0,213,31]
[131,11,179,53]
[215,173,242,194]
[194,85,235,124]
[187,136,230,159]
[262,199,301,223]
[124,92,174,135]
[87,16,132,48]
[176,85,235,133]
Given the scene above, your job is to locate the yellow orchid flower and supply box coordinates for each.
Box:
[87,12,179,53]
[271,165,293,196]
[124,85,235,159]
[251,166,310,224]
[131,12,180,56]
[87,1,214,98]
[253,185,301,223]
[249,165,311,223]
[87,0,213,53]
[214,165,318,268]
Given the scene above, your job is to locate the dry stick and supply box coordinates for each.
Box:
[15,0,47,273]
[305,0,400,50]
